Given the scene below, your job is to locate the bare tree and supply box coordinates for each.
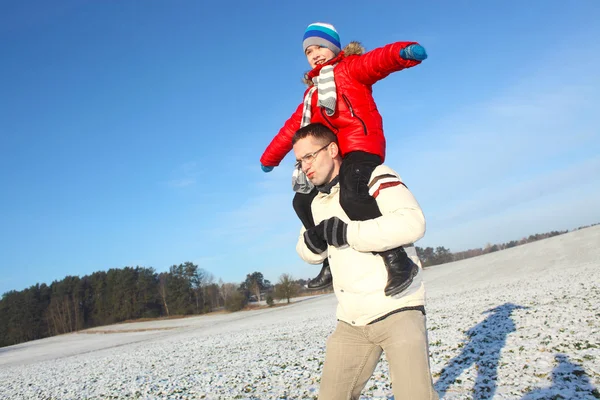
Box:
[218,278,226,307]
[202,272,215,311]
[274,274,299,304]
[249,279,261,304]
[45,294,79,335]
[219,282,237,307]
[158,272,170,316]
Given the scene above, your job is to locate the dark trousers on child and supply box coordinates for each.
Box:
[293,151,383,230]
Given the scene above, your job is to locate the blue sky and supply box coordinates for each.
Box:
[1,1,599,295]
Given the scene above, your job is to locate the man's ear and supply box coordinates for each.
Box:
[329,142,340,158]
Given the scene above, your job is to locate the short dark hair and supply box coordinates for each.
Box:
[292,123,338,146]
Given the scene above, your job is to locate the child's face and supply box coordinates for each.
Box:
[305,45,336,69]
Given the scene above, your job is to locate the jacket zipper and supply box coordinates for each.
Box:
[342,94,368,136]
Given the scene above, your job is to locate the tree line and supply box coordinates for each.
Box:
[2,223,595,348]
[415,224,598,267]
[0,262,308,348]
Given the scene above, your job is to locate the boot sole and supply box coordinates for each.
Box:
[306,282,333,290]
[384,264,419,297]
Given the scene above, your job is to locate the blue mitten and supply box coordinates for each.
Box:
[400,44,428,61]
[261,164,274,173]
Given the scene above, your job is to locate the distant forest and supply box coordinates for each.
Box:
[416,222,597,267]
[1,223,597,348]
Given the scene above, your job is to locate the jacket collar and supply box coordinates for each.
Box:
[302,42,366,86]
[305,51,345,81]
[316,176,340,194]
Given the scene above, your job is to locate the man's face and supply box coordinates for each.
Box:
[293,136,337,186]
[305,45,336,69]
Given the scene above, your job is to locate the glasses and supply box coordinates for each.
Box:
[295,143,332,169]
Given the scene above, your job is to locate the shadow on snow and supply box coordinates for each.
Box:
[432,302,599,399]
[434,303,526,399]
[521,353,599,400]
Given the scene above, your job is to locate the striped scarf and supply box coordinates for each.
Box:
[294,65,337,194]
[300,65,337,127]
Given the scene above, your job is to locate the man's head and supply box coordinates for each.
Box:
[303,22,341,69]
[292,123,341,186]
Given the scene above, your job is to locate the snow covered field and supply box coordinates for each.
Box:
[1,226,599,399]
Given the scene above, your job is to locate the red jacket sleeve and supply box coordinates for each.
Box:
[344,42,422,86]
[260,102,304,167]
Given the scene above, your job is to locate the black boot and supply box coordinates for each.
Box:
[379,247,419,296]
[307,259,333,290]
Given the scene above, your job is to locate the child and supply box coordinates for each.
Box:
[260,23,427,296]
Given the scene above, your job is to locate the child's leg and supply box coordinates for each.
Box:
[339,151,382,221]
[293,189,332,290]
[339,151,418,297]
[293,189,318,229]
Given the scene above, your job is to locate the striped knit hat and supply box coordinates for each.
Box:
[302,22,341,56]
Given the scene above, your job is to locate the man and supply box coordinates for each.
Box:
[293,122,438,400]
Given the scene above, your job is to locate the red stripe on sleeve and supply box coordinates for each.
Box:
[372,181,406,199]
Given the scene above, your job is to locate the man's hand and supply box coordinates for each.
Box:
[400,44,427,61]
[261,164,274,172]
[316,217,348,248]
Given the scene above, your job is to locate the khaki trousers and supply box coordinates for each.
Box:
[318,310,439,400]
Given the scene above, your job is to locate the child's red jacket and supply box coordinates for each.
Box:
[260,41,422,167]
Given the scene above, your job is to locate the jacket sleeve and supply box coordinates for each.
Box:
[345,42,422,87]
[260,102,304,167]
[346,166,426,252]
[296,226,328,264]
